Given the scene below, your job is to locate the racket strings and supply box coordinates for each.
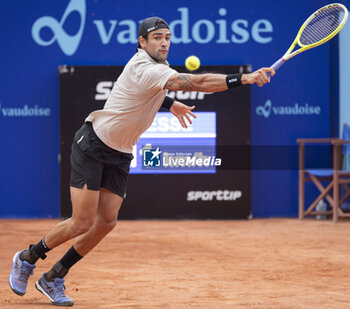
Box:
[300,6,346,45]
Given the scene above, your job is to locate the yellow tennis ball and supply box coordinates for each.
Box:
[185,55,200,71]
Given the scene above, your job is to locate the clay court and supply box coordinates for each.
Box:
[1,219,350,308]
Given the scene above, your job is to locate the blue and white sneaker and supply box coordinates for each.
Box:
[9,250,36,296]
[35,274,74,307]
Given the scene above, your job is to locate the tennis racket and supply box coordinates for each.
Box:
[269,3,348,75]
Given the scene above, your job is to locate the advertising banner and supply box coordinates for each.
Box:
[60,65,251,219]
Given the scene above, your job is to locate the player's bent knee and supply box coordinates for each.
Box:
[96,218,117,233]
[71,218,94,236]
[103,219,117,231]
[106,219,117,231]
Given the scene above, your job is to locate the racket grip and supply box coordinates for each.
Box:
[267,58,285,77]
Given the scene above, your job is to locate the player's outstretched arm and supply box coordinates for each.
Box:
[164,67,275,92]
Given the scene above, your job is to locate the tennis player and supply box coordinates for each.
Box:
[9,16,274,306]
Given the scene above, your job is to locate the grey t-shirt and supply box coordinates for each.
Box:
[86,49,177,153]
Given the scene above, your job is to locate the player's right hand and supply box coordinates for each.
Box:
[242,67,275,87]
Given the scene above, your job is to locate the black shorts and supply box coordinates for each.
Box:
[70,122,133,198]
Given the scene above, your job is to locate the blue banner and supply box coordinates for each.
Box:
[1,0,347,217]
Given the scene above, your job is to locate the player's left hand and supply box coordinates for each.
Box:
[170,101,196,128]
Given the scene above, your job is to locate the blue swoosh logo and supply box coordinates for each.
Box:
[256,100,272,118]
[31,0,86,56]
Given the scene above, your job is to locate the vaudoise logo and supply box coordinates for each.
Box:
[256,100,321,118]
[31,0,274,56]
[31,0,86,56]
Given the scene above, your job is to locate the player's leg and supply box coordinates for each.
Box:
[9,185,100,300]
[44,185,101,250]
[9,122,102,298]
[35,188,122,307]
[33,185,101,307]
[34,122,132,306]
[44,187,121,279]
[73,187,123,255]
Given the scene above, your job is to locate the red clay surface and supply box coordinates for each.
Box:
[1,219,350,308]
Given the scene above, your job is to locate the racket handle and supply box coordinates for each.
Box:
[267,58,285,77]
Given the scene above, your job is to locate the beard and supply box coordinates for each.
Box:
[153,49,169,62]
